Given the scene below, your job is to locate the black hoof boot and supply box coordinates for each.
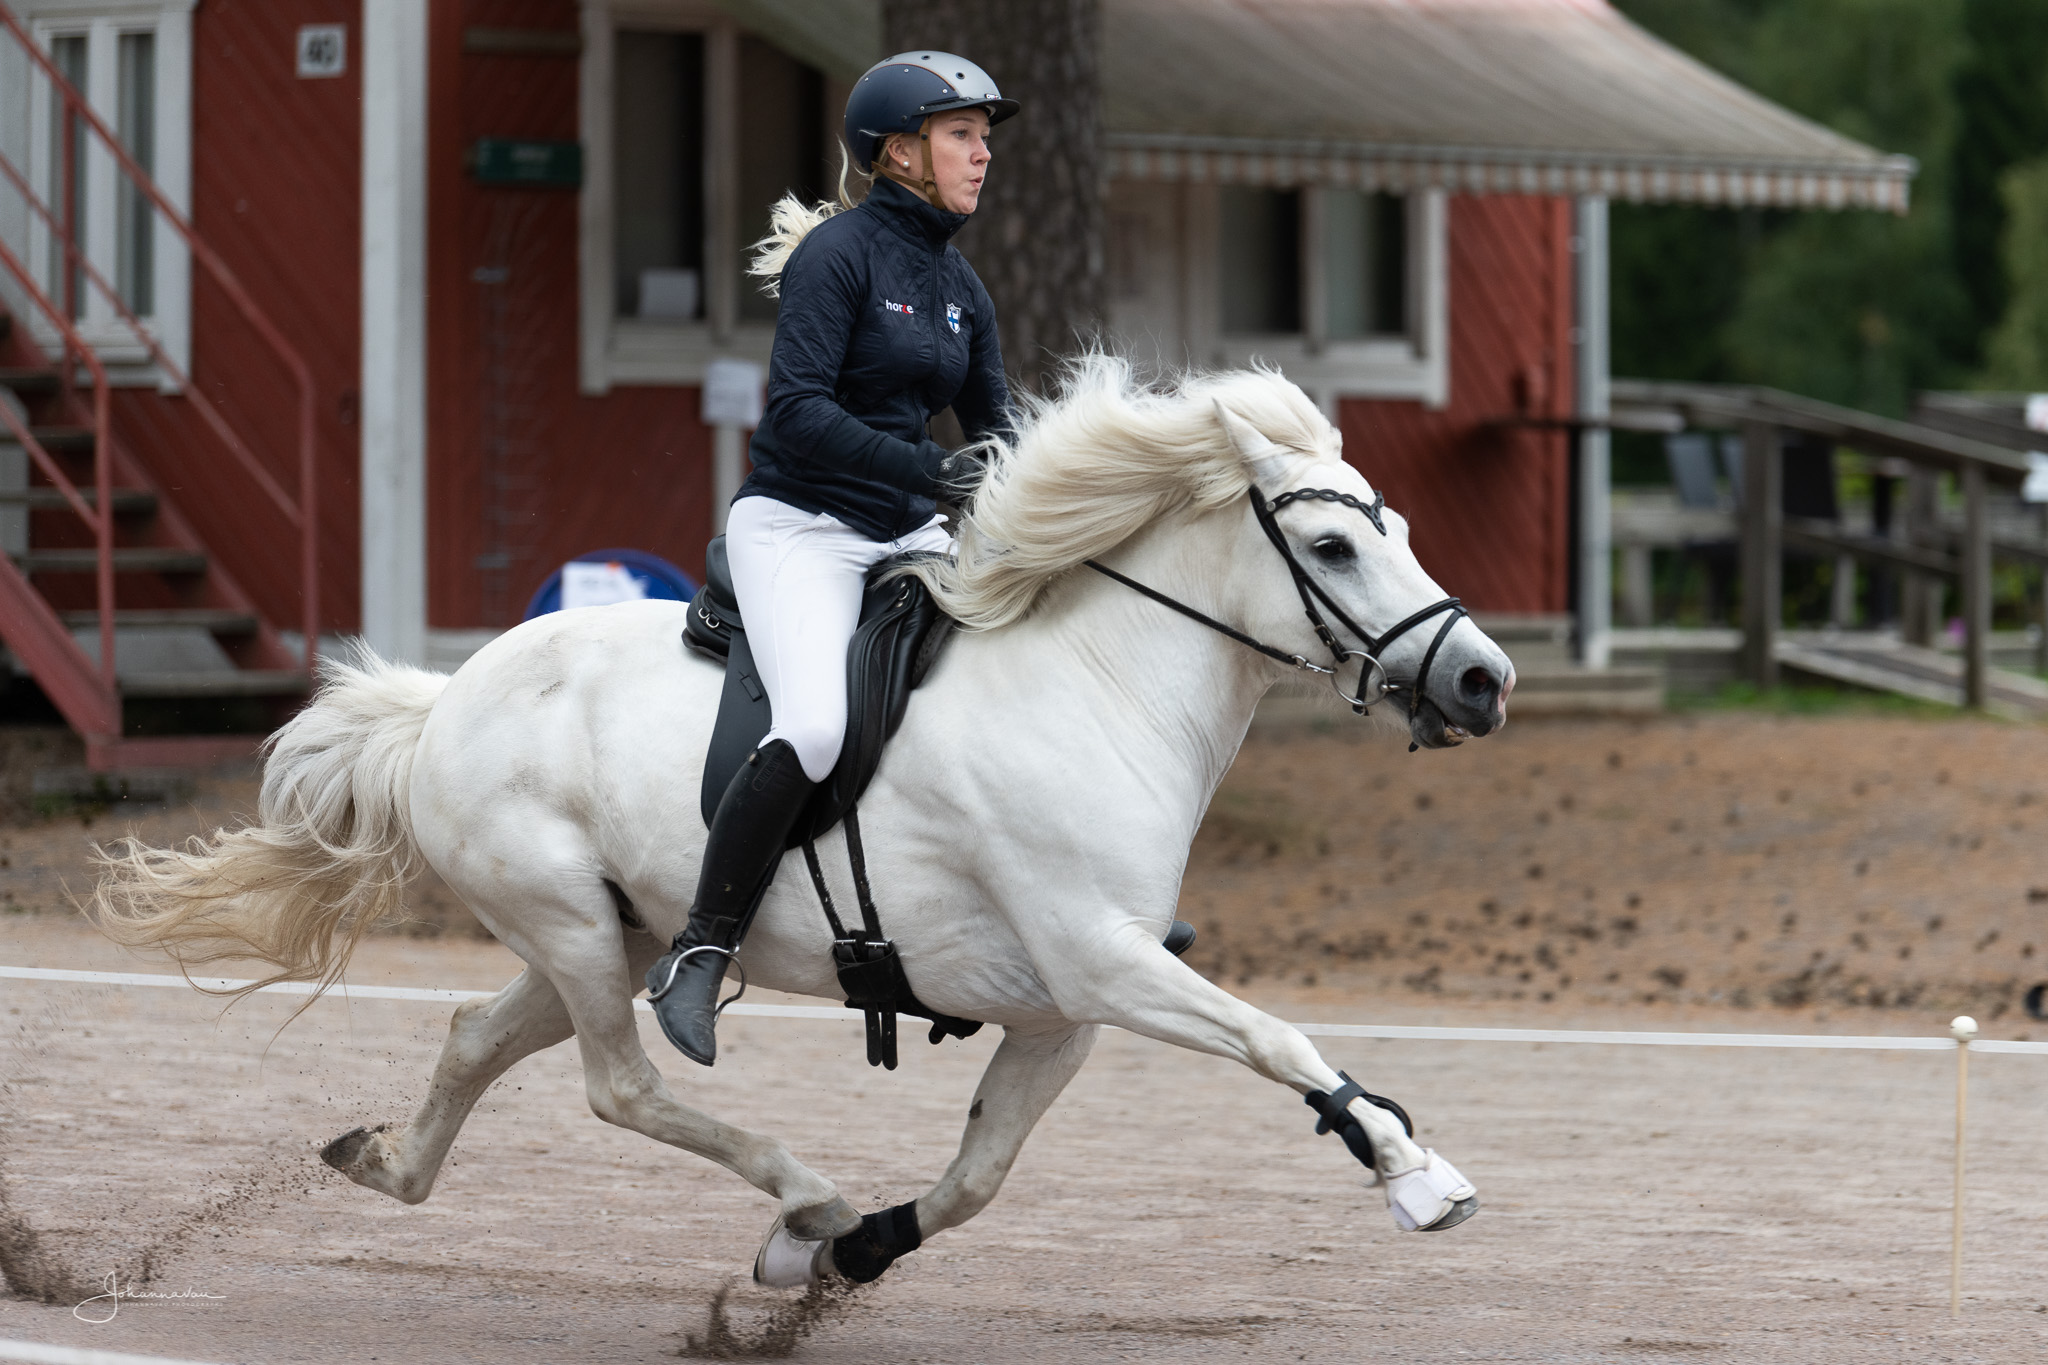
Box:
[645,739,815,1066]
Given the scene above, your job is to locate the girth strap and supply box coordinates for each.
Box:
[803,804,984,1070]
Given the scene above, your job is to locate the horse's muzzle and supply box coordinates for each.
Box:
[1407,660,1510,749]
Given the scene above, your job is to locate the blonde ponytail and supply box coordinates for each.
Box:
[747,143,868,298]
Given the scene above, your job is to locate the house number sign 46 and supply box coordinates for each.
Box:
[297,24,346,79]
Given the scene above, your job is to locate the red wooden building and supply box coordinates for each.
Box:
[0,0,1906,764]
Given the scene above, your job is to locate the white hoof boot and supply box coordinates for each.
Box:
[1385,1150,1478,1232]
[753,1214,832,1288]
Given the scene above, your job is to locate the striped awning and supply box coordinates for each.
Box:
[1102,0,1914,212]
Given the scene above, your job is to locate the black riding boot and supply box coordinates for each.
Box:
[646,739,815,1065]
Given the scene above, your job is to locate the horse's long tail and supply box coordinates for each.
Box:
[88,647,448,1000]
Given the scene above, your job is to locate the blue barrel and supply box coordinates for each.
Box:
[523,548,698,620]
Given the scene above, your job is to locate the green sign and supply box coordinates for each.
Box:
[469,138,582,188]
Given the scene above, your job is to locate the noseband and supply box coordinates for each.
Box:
[1083,484,1467,716]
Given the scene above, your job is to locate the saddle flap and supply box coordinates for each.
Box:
[692,544,957,840]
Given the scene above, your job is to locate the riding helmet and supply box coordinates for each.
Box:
[843,52,1020,173]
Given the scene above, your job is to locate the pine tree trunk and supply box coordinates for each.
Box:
[880,0,1102,393]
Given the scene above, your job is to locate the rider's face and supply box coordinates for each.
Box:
[887,110,993,214]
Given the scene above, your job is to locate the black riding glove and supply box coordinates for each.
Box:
[932,448,989,511]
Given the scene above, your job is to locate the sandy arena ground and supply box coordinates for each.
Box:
[3,711,2048,1363]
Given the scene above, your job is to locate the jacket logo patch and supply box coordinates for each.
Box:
[946,303,962,333]
[884,299,916,315]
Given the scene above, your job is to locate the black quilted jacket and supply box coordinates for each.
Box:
[737,176,1011,543]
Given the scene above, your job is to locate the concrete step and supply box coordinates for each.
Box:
[15,547,207,574]
[117,669,309,699]
[27,426,94,455]
[0,487,158,514]
[60,608,257,634]
[0,367,59,396]
[1473,612,1577,669]
[1508,664,1665,716]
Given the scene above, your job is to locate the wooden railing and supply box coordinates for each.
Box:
[1610,379,2040,708]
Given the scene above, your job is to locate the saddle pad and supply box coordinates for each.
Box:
[693,539,955,842]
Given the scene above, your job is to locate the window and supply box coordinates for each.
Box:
[1190,181,1447,407]
[735,36,821,325]
[584,10,827,389]
[1325,188,1405,340]
[1221,186,1408,342]
[115,29,155,316]
[613,30,706,320]
[23,3,192,383]
[1220,187,1301,335]
[46,32,85,315]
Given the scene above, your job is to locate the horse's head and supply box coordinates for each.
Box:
[1215,402,1514,749]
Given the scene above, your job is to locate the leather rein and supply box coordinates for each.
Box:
[1083,484,1467,717]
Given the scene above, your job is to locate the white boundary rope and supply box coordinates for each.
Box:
[0,1339,227,1365]
[6,963,2045,1052]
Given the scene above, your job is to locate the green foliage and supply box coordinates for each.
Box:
[1611,0,2042,414]
[1980,156,2048,389]
[1951,0,2048,342]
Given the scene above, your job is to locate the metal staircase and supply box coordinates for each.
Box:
[0,7,318,770]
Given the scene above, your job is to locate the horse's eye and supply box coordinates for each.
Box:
[1313,536,1354,563]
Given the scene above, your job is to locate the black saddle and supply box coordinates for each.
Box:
[685,535,957,843]
[683,535,1198,1070]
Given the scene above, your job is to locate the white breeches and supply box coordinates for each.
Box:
[725,495,953,783]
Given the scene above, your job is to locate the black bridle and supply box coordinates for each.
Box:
[1083,485,1467,717]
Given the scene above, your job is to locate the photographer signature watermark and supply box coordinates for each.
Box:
[74,1271,226,1323]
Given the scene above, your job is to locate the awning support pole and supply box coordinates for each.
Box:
[1573,196,1610,668]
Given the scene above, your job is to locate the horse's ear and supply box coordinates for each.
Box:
[1215,403,1292,485]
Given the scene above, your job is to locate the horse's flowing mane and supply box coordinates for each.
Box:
[909,354,1344,630]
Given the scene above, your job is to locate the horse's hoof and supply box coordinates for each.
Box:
[319,1124,429,1204]
[319,1124,387,1174]
[784,1195,861,1241]
[1419,1195,1479,1232]
[753,1215,831,1289]
[1386,1149,1477,1232]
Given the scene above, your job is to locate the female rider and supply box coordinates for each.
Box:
[647,53,1019,1064]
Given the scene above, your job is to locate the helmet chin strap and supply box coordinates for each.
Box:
[880,115,949,211]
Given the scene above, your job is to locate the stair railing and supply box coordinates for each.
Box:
[0,4,320,682]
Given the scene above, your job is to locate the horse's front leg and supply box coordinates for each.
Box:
[1039,923,1477,1233]
[753,1020,1098,1288]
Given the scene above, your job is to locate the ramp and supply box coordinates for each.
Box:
[1775,634,2048,720]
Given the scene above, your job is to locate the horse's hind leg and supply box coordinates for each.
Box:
[321,965,578,1204]
[754,1021,1097,1287]
[501,881,862,1242]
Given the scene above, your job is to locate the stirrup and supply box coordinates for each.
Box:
[645,944,748,1021]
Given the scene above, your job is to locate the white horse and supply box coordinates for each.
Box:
[90,358,1514,1287]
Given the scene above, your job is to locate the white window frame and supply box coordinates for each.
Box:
[21,0,192,390]
[1213,186,1448,412]
[579,0,778,393]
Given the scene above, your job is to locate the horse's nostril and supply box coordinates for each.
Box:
[1459,666,1496,700]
